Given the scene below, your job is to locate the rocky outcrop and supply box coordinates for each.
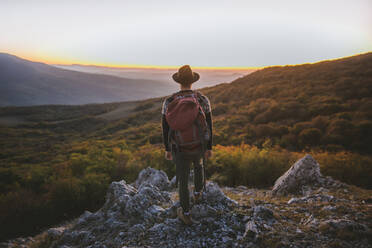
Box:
[132,167,170,191]
[45,169,246,248]
[272,154,324,196]
[4,165,370,248]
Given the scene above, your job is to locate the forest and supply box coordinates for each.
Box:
[0,52,371,241]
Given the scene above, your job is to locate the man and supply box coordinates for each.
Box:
[161,65,213,225]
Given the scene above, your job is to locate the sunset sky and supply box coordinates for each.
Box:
[1,0,371,68]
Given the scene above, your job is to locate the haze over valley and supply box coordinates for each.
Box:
[54,64,256,89]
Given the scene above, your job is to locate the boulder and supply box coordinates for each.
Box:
[252,206,274,221]
[204,181,238,207]
[101,180,137,213]
[133,167,170,191]
[272,154,323,196]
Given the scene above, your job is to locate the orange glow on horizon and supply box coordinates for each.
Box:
[10,52,261,71]
[6,50,371,71]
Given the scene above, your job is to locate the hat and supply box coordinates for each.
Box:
[172,65,200,84]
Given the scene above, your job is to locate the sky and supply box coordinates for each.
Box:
[0,0,371,68]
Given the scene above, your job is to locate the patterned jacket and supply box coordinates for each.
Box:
[161,89,213,152]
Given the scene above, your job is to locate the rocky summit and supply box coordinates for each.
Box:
[2,155,372,248]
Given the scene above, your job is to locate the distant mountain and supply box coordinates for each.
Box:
[0,53,179,106]
[54,64,256,89]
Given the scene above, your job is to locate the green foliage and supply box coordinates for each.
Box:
[315,151,372,189]
[299,128,322,147]
[208,144,297,187]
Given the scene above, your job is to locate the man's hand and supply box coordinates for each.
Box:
[165,151,172,160]
[204,150,213,159]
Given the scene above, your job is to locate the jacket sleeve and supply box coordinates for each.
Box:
[161,98,171,152]
[205,111,213,150]
[162,114,171,152]
[200,94,213,150]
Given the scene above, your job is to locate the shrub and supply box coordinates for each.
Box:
[299,128,322,147]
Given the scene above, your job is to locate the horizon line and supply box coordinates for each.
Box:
[3,51,371,71]
[52,62,261,70]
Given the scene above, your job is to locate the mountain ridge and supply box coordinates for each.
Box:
[0,53,178,106]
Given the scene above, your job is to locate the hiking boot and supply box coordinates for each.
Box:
[177,207,199,225]
[192,191,202,204]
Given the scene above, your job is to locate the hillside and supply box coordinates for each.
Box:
[0,53,177,106]
[0,52,371,241]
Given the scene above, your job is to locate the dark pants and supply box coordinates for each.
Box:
[172,148,204,212]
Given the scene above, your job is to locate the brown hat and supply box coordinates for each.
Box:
[172,65,200,84]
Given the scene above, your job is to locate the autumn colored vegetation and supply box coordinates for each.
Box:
[0,52,371,240]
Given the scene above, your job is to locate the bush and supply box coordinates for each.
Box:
[299,128,322,147]
[207,144,297,187]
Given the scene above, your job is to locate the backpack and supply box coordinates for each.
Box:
[165,91,210,153]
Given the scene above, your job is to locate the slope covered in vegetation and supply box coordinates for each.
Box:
[0,52,371,240]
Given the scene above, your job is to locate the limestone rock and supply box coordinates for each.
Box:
[272,154,323,196]
[101,180,137,213]
[252,206,274,221]
[47,227,66,239]
[190,204,219,219]
[125,183,171,219]
[169,175,177,188]
[204,181,238,207]
[288,193,335,204]
[133,167,170,191]
[244,220,259,239]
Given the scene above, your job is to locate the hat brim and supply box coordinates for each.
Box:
[172,72,200,84]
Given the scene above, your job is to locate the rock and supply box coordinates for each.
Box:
[169,175,177,188]
[124,183,171,218]
[127,223,146,235]
[244,220,259,239]
[302,214,319,227]
[47,227,66,239]
[252,206,274,221]
[288,194,335,204]
[204,181,238,207]
[322,205,337,211]
[133,167,170,191]
[76,210,94,226]
[236,185,248,191]
[101,180,137,212]
[191,204,219,218]
[272,154,323,196]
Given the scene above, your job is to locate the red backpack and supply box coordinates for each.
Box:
[165,91,210,153]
